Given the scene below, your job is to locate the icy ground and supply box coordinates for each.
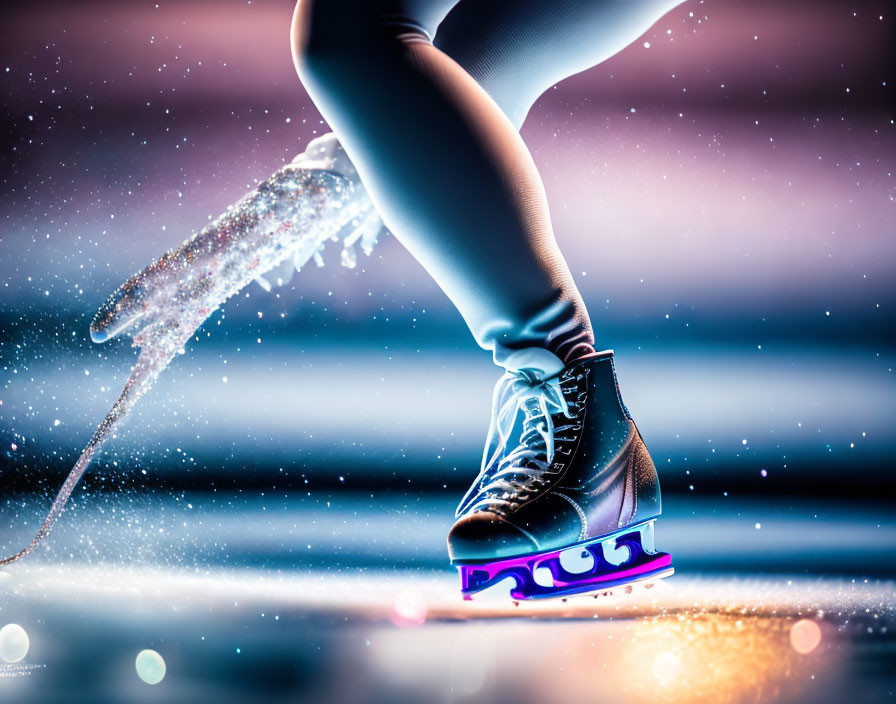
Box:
[0,494,893,704]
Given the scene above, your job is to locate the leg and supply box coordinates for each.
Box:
[426,1,685,598]
[435,0,687,129]
[291,0,682,599]
[292,0,594,372]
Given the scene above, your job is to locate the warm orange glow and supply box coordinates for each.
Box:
[613,613,832,704]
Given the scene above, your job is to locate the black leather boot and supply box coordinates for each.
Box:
[448,350,672,600]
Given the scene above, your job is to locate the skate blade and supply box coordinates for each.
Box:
[546,566,676,603]
[456,519,672,602]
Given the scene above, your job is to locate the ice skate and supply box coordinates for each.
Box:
[448,350,673,600]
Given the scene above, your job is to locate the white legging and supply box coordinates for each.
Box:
[292,0,684,373]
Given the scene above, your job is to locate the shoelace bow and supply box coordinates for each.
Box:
[461,370,583,514]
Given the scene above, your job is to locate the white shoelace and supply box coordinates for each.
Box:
[459,371,580,515]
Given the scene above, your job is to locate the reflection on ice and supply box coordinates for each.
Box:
[0,499,890,704]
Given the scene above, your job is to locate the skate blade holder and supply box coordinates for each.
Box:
[456,519,673,602]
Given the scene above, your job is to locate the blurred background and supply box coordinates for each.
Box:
[0,1,894,702]
[1,0,894,497]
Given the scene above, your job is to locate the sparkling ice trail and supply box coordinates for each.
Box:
[0,134,378,567]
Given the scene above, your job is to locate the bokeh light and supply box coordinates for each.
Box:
[135,649,166,685]
[790,619,823,655]
[392,589,429,627]
[0,624,30,663]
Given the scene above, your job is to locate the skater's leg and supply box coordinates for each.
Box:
[436,0,686,129]
[292,0,594,372]
[290,0,682,595]
[420,2,684,590]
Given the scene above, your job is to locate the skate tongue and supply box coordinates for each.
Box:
[497,348,565,379]
[460,361,570,517]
